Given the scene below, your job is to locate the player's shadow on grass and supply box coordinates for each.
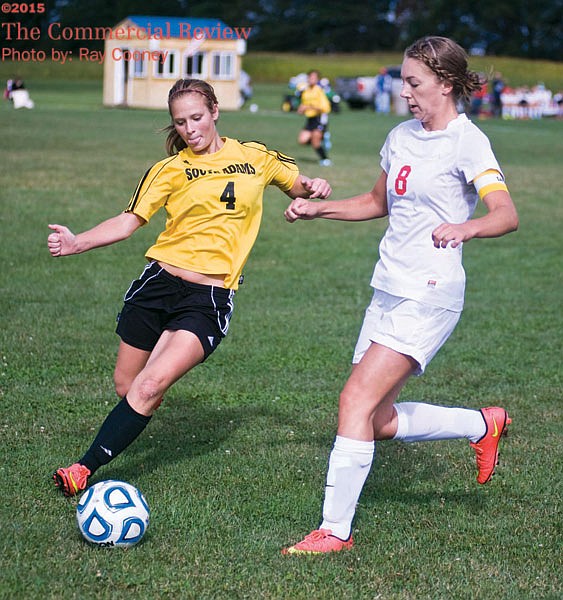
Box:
[100,397,486,512]
[361,441,488,508]
[102,394,287,483]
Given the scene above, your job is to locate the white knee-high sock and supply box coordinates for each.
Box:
[320,435,375,540]
[393,402,486,443]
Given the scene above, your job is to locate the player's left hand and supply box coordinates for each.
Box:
[301,176,331,199]
[432,223,469,248]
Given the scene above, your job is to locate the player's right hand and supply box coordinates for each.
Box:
[284,198,318,223]
[47,224,76,257]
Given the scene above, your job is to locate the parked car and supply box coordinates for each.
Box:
[335,67,401,110]
[334,76,376,109]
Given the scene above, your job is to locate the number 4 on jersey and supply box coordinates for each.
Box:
[220,181,236,210]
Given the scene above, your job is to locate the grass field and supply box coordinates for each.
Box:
[1,80,562,599]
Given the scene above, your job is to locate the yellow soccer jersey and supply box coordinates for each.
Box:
[125,137,299,289]
[300,85,331,118]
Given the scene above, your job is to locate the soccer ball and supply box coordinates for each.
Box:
[76,480,149,547]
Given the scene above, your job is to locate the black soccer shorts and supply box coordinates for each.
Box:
[116,261,235,360]
[304,116,327,132]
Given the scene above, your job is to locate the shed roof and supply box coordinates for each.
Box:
[124,15,231,39]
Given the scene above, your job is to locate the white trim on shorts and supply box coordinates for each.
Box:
[123,261,163,302]
[210,286,235,335]
[352,289,461,375]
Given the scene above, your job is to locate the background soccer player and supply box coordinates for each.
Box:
[48,78,331,497]
[297,70,332,166]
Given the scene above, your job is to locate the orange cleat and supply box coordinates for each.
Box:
[53,463,91,497]
[470,407,511,484]
[282,528,354,555]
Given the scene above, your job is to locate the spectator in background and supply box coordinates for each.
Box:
[239,70,253,108]
[4,78,35,109]
[501,84,554,120]
[319,76,341,114]
[554,91,563,118]
[374,67,393,114]
[469,73,488,118]
[491,72,505,118]
[3,79,12,100]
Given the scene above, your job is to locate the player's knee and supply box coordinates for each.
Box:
[339,386,367,418]
[339,383,383,425]
[134,374,168,405]
[113,370,131,399]
[125,375,168,416]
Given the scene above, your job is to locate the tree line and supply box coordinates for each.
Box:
[4,0,562,60]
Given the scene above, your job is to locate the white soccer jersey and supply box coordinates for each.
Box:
[372,113,503,311]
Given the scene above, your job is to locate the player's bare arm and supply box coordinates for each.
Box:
[288,175,331,200]
[285,170,388,223]
[432,190,519,249]
[48,212,144,257]
[297,104,318,115]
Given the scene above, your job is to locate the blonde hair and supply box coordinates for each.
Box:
[164,79,219,155]
[405,36,482,101]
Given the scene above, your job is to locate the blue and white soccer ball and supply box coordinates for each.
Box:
[76,480,149,547]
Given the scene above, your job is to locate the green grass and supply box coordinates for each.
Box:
[1,81,562,600]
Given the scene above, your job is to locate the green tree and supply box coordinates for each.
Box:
[394,0,563,59]
[251,0,398,52]
[478,0,563,59]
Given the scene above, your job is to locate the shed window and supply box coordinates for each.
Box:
[211,52,235,80]
[155,51,179,78]
[133,54,147,78]
[184,52,206,78]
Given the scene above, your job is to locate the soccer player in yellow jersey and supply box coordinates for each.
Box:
[48,78,331,497]
[297,70,332,166]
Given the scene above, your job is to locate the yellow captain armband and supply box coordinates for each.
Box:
[473,169,509,200]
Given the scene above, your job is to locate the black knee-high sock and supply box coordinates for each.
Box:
[315,145,328,160]
[79,396,151,475]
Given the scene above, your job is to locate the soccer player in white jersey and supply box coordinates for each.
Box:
[282,36,519,554]
[47,78,331,497]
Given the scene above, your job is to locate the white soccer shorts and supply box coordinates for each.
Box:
[352,289,461,375]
